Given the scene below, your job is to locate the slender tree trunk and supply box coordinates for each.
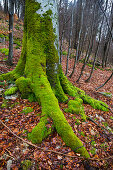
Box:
[69,0,84,78]
[95,72,113,91]
[65,6,74,76]
[85,23,103,82]
[4,0,8,13]
[8,0,14,65]
[60,29,64,64]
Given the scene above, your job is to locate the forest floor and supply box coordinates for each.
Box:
[0,12,113,170]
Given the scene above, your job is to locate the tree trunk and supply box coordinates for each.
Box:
[0,0,108,158]
[8,0,14,65]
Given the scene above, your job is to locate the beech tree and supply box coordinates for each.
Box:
[8,0,14,65]
[0,0,109,158]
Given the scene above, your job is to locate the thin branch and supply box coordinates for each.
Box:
[95,72,113,91]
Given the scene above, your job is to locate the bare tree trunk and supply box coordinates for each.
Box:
[95,72,113,91]
[65,0,75,75]
[4,0,8,13]
[69,0,84,78]
[8,0,14,65]
[60,29,64,64]
[104,40,111,67]
[85,21,104,82]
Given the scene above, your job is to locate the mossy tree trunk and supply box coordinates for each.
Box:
[0,0,108,158]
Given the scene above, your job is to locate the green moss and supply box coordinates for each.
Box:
[90,147,96,155]
[15,77,33,99]
[62,51,67,55]
[65,100,87,121]
[81,113,87,122]
[4,86,18,96]
[110,116,113,120]
[21,160,32,170]
[28,115,52,143]
[0,48,9,56]
[22,107,34,114]
[75,119,80,125]
[87,63,97,70]
[59,66,78,96]
[15,45,20,49]
[80,94,108,111]
[91,140,96,146]
[5,35,9,41]
[14,39,22,46]
[10,102,19,108]
[1,99,7,108]
[80,131,85,137]
[102,121,108,127]
[0,34,4,38]
[59,69,108,112]
[74,97,83,104]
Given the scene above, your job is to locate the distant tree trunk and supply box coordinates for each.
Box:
[73,0,82,49]
[104,40,111,67]
[85,20,104,82]
[65,1,75,75]
[4,0,8,14]
[8,0,14,65]
[95,72,113,91]
[59,29,64,64]
[69,0,84,78]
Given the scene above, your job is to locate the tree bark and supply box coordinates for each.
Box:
[8,0,14,65]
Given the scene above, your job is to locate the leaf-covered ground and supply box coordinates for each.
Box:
[0,12,113,169]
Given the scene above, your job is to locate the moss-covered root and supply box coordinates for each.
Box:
[4,86,18,96]
[0,71,17,81]
[65,99,87,121]
[15,76,36,101]
[59,66,108,111]
[59,65,78,96]
[28,115,53,144]
[79,93,109,111]
[31,75,90,158]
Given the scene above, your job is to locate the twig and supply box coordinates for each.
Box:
[0,119,113,161]
[5,148,15,158]
[87,116,111,141]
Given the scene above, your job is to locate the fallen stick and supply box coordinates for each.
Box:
[87,116,111,141]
